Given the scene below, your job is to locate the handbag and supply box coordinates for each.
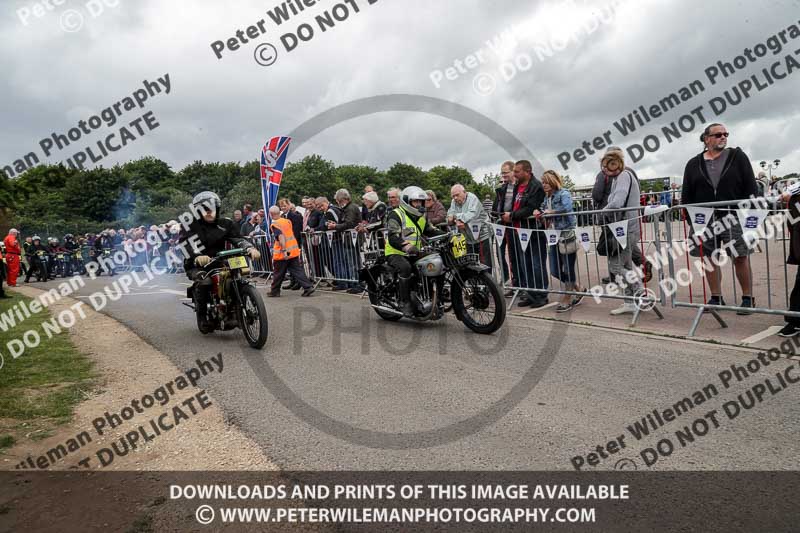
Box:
[596,226,621,257]
[545,194,579,255]
[558,229,578,255]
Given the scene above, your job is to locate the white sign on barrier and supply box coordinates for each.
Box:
[469,223,481,241]
[492,224,506,243]
[607,220,628,250]
[685,206,715,237]
[544,229,559,247]
[350,230,358,246]
[737,208,769,241]
[644,204,669,216]
[576,227,592,252]
[518,228,533,252]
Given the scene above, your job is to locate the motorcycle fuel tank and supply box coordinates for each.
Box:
[416,253,443,277]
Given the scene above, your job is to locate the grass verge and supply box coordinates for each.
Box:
[0,292,96,455]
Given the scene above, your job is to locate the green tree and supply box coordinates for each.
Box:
[280,155,337,202]
[385,163,427,191]
[63,166,128,222]
[333,164,380,199]
[121,157,174,193]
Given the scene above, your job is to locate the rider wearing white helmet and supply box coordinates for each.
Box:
[179,191,262,328]
[383,185,444,314]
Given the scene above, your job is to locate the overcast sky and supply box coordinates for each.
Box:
[2,0,800,187]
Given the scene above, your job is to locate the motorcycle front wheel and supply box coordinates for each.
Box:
[452,271,506,334]
[238,284,268,349]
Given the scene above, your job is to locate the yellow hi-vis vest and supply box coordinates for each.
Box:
[270,218,301,261]
[384,207,426,257]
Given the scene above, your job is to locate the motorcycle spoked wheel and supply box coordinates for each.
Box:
[238,284,268,349]
[451,271,506,335]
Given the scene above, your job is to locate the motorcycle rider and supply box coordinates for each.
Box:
[92,231,116,276]
[384,186,444,315]
[22,236,34,283]
[64,234,81,275]
[28,236,49,281]
[48,237,67,278]
[179,191,261,330]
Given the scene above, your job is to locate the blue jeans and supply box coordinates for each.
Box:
[548,247,577,288]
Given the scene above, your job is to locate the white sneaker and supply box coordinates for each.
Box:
[610,303,636,315]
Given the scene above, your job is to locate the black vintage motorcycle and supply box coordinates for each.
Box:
[182,248,268,349]
[360,230,506,334]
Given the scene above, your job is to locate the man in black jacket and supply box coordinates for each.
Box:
[500,160,548,307]
[682,123,758,313]
[180,192,260,330]
[492,161,516,289]
[326,189,362,292]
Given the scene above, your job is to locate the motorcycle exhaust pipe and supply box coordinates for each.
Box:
[370,304,404,317]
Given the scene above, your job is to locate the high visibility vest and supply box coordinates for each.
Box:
[271,218,301,261]
[384,207,426,257]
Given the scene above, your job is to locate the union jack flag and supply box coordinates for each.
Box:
[259,135,292,210]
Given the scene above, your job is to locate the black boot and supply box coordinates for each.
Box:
[397,276,415,316]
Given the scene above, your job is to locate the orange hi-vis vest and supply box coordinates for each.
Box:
[270,218,301,261]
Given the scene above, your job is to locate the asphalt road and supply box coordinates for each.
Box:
[26,271,800,471]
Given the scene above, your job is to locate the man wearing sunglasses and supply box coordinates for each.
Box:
[681,123,758,313]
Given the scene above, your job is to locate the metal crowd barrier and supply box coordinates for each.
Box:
[239,196,800,339]
[248,234,275,279]
[300,229,374,288]
[663,197,800,336]
[492,204,665,326]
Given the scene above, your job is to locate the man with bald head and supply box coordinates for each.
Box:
[448,184,493,270]
[267,206,314,297]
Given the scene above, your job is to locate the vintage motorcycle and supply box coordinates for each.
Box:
[360,230,506,334]
[66,249,87,276]
[52,251,66,278]
[32,250,49,282]
[182,248,268,349]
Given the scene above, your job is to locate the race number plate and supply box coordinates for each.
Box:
[57,254,64,260]
[451,234,467,258]
[227,256,248,269]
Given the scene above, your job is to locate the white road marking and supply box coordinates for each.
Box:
[741,326,783,345]
[160,289,185,296]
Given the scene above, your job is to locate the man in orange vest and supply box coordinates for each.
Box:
[3,229,21,287]
[267,206,314,298]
